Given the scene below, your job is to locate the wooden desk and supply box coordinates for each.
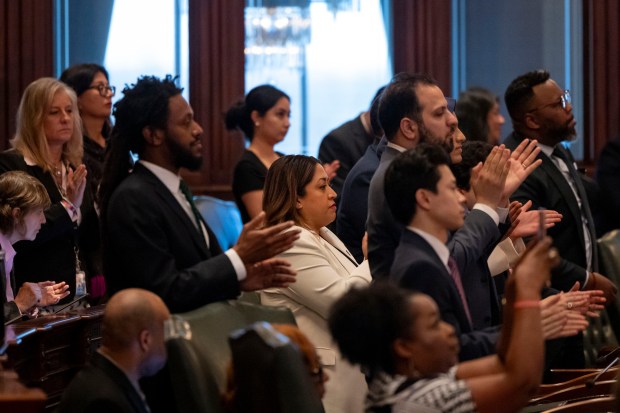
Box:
[0,369,46,413]
[2,305,105,411]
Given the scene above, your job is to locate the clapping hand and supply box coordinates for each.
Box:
[66,164,87,208]
[234,212,300,265]
[240,258,297,291]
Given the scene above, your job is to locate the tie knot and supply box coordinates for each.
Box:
[447,257,459,274]
[552,144,568,161]
[179,179,193,198]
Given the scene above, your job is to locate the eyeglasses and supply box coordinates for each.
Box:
[87,83,116,97]
[528,90,571,113]
[446,97,456,113]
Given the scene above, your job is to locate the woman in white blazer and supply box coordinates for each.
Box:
[261,155,371,413]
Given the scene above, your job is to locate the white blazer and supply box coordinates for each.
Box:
[261,226,371,413]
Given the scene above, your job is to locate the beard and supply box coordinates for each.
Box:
[418,122,455,156]
[542,119,577,144]
[166,133,203,171]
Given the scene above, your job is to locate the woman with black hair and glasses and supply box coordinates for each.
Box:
[60,64,116,302]
[60,63,115,193]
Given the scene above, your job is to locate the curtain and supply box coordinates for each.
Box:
[583,0,620,163]
[187,0,246,197]
[0,0,54,150]
[390,0,452,94]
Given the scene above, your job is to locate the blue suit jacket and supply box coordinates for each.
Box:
[337,138,386,262]
[391,229,499,361]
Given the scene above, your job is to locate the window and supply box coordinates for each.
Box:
[55,0,189,104]
[245,0,391,156]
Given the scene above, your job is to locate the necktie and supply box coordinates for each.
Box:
[448,257,473,328]
[179,180,203,229]
[552,144,598,270]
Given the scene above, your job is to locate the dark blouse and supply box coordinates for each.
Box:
[232,150,282,223]
[83,135,106,199]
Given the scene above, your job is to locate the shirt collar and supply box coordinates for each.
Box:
[537,142,554,158]
[407,227,450,269]
[139,160,181,194]
[386,142,407,153]
[0,232,16,274]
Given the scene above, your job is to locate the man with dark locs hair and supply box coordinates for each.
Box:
[100,75,300,315]
[504,69,617,370]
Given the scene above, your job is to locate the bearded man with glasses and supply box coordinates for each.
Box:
[504,69,617,371]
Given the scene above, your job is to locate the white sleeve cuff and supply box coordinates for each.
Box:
[472,203,500,226]
[496,206,509,223]
[225,249,247,281]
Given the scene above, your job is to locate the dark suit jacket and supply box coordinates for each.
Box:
[103,163,240,313]
[336,138,386,262]
[56,351,150,413]
[0,150,90,302]
[451,209,503,330]
[504,132,594,291]
[318,115,375,201]
[367,145,402,279]
[391,229,499,361]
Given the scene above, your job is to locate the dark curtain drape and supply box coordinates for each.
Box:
[0,0,54,150]
[187,0,246,197]
[390,0,452,94]
[583,0,620,164]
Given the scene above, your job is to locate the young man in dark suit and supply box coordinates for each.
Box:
[57,289,170,413]
[385,144,506,361]
[99,75,299,314]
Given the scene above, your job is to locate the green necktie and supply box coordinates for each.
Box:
[179,180,202,229]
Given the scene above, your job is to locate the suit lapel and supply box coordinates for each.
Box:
[538,153,587,252]
[404,231,472,330]
[133,165,212,257]
[319,227,359,266]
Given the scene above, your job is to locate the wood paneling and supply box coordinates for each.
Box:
[186,0,246,198]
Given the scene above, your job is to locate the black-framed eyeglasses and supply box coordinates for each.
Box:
[446,97,456,113]
[87,84,116,97]
[528,90,571,113]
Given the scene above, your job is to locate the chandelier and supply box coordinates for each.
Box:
[245,0,360,70]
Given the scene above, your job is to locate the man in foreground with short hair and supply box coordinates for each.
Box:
[57,289,170,413]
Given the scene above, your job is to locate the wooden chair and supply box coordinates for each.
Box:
[535,367,618,396]
[541,396,616,412]
[529,380,615,405]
